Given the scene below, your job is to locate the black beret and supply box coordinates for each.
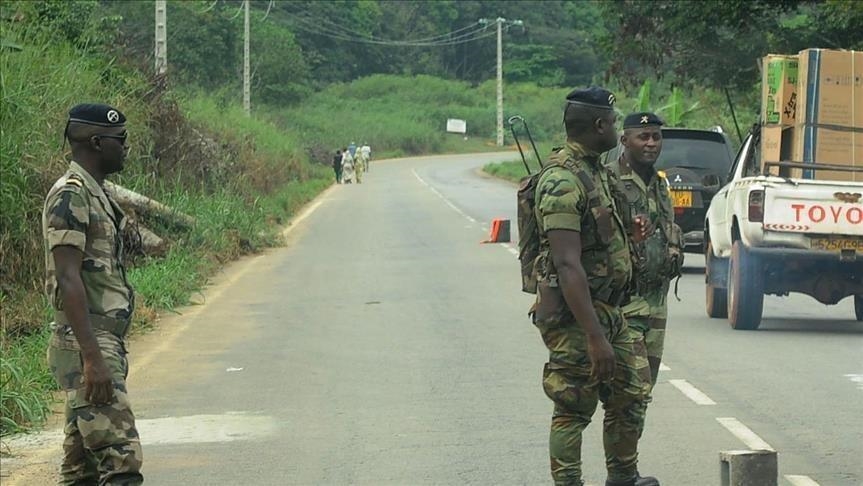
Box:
[565,86,616,110]
[623,112,664,129]
[68,103,126,127]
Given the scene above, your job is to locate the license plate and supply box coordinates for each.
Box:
[671,190,693,208]
[810,237,863,251]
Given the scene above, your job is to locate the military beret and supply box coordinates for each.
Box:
[67,103,126,127]
[565,86,616,110]
[623,112,664,129]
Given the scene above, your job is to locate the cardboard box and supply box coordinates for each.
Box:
[790,124,862,181]
[761,55,799,125]
[762,125,801,177]
[797,49,863,128]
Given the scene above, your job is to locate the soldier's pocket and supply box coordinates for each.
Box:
[47,331,84,392]
[533,282,569,330]
[542,361,596,411]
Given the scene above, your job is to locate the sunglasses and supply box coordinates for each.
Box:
[97,133,128,144]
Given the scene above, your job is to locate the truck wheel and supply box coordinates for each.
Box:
[727,240,764,330]
[855,295,863,322]
[705,240,728,318]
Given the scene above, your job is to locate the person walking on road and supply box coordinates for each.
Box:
[43,103,143,485]
[608,112,683,456]
[333,149,343,184]
[354,147,366,184]
[530,88,657,486]
[341,146,355,184]
[360,143,371,172]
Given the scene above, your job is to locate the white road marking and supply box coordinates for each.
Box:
[659,363,671,371]
[280,184,335,238]
[138,413,276,446]
[412,169,480,226]
[669,379,716,405]
[843,373,863,390]
[226,367,244,372]
[716,417,774,451]
[785,475,821,486]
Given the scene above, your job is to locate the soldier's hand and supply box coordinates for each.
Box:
[587,334,615,382]
[631,215,654,243]
[83,357,114,406]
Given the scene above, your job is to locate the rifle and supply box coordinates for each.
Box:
[507,115,543,175]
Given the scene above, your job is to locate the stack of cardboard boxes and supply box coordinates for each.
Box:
[760,49,862,181]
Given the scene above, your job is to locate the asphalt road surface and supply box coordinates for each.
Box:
[5,152,861,485]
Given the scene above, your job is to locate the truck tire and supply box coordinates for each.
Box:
[855,295,863,322]
[727,240,764,330]
[705,240,728,318]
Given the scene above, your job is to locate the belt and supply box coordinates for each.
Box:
[54,311,130,337]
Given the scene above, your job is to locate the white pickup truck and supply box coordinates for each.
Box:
[704,127,863,329]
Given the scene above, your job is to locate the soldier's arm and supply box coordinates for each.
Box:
[538,170,615,380]
[548,231,615,381]
[46,189,114,405]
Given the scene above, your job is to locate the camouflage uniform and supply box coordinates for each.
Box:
[43,161,143,485]
[609,156,683,439]
[533,142,651,485]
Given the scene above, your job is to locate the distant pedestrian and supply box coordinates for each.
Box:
[348,141,357,158]
[333,149,343,183]
[360,143,371,172]
[354,148,366,184]
[341,147,355,184]
[43,103,143,485]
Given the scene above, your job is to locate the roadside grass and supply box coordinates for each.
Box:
[0,23,331,435]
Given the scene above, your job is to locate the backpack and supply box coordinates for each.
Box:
[517,159,605,294]
[517,166,556,294]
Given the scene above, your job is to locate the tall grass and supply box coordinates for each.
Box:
[0,21,330,435]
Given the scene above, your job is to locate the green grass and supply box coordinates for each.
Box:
[0,21,331,435]
[0,328,54,435]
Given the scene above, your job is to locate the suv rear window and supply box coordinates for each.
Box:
[657,131,733,176]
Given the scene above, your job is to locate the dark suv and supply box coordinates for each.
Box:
[606,127,736,253]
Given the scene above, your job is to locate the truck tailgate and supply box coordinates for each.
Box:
[763,182,863,236]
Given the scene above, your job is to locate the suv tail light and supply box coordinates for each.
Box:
[748,190,765,222]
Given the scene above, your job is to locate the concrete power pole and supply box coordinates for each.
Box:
[154,0,167,75]
[496,18,503,147]
[480,18,523,147]
[243,0,251,116]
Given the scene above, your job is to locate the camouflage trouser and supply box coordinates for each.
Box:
[536,301,651,486]
[47,326,143,486]
[626,316,666,443]
[625,316,665,387]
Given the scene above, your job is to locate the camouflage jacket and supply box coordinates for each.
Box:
[534,141,633,306]
[42,161,135,322]
[608,156,676,319]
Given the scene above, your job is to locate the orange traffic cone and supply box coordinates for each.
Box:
[482,218,511,243]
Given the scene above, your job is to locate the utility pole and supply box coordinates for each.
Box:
[154,0,167,75]
[243,0,251,116]
[479,17,523,147]
[496,18,503,147]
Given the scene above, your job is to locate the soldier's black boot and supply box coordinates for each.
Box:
[605,474,660,486]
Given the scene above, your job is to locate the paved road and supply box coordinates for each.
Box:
[6,152,861,485]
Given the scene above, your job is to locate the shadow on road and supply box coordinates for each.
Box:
[758,319,863,334]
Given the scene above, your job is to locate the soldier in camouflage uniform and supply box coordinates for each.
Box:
[43,104,143,485]
[532,88,658,486]
[608,113,683,443]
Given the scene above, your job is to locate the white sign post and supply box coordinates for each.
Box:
[446,118,467,134]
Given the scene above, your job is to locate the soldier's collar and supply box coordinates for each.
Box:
[619,155,658,182]
[69,161,108,196]
[563,140,602,166]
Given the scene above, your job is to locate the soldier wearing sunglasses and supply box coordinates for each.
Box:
[43,103,143,485]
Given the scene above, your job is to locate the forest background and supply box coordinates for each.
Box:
[1,0,861,434]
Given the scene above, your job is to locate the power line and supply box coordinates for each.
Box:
[281,13,495,47]
[276,5,490,47]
